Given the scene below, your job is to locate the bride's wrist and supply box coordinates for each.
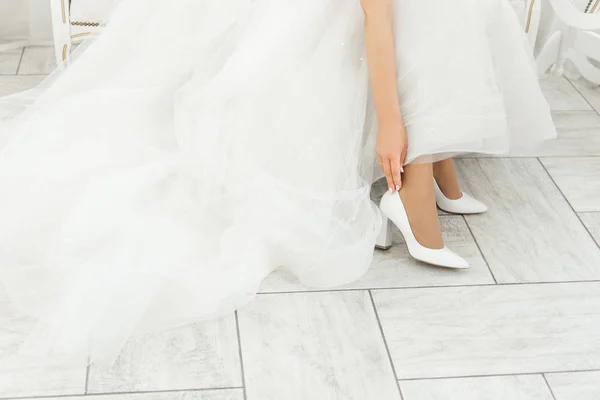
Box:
[378,115,405,133]
[377,111,403,125]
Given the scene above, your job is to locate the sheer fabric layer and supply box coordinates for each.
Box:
[0,0,555,363]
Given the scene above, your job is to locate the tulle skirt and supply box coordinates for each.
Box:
[0,0,555,363]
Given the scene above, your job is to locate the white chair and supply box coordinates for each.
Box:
[50,0,119,63]
[507,0,543,47]
[535,0,600,83]
[524,0,544,48]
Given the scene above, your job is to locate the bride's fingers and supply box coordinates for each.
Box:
[381,158,395,192]
[391,156,402,191]
[400,149,407,173]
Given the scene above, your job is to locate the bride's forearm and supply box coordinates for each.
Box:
[361,0,402,125]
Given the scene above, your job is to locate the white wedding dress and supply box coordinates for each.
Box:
[0,0,555,362]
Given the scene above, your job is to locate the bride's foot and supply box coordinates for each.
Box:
[434,182,488,215]
[377,191,469,269]
[433,158,487,215]
[375,163,468,269]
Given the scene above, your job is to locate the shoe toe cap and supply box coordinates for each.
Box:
[462,193,488,214]
[442,248,470,269]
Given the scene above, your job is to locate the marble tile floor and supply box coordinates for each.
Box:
[1,47,599,400]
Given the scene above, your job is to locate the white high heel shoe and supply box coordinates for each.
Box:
[376,190,469,269]
[434,181,487,215]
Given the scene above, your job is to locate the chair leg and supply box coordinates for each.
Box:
[50,0,72,64]
[524,0,542,48]
[536,30,563,75]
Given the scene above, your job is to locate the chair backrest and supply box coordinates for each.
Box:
[584,0,599,14]
[69,0,120,39]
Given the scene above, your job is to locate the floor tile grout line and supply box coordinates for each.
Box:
[537,157,600,250]
[542,373,558,400]
[15,47,26,75]
[84,353,91,394]
[258,279,600,296]
[0,73,48,76]
[460,155,600,159]
[462,214,498,284]
[6,368,600,400]
[0,386,245,400]
[5,73,54,77]
[567,77,600,117]
[368,290,405,400]
[562,76,596,113]
[395,368,600,382]
[234,311,248,400]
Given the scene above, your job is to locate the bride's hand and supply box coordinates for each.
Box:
[376,119,407,192]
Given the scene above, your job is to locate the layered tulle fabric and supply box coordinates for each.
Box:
[0,0,555,363]
[388,0,556,166]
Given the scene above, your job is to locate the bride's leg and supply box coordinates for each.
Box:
[433,158,462,200]
[400,162,444,249]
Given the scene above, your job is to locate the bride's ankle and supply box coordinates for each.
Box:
[399,188,444,250]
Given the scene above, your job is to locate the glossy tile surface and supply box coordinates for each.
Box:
[18,46,57,75]
[400,375,554,400]
[540,76,592,111]
[23,390,244,400]
[0,288,87,398]
[87,318,242,393]
[579,212,600,246]
[546,371,600,400]
[541,157,600,212]
[570,78,600,113]
[0,49,22,74]
[373,283,600,379]
[457,158,600,282]
[238,291,401,400]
